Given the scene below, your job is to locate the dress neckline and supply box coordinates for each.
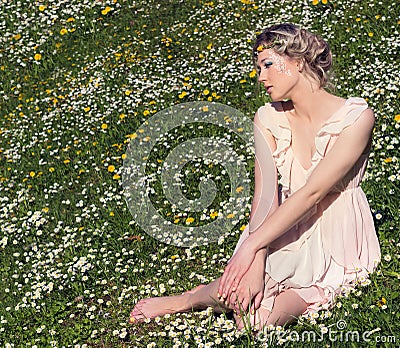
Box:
[281,98,350,171]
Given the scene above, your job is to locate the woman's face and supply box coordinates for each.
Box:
[256,48,300,101]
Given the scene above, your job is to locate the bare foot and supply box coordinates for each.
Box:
[130,284,207,323]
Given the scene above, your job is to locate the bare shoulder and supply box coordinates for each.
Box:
[360,107,375,123]
[255,101,288,122]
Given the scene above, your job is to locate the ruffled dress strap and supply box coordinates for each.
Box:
[257,103,292,197]
[312,97,370,169]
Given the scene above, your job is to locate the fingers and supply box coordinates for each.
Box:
[229,288,250,314]
[250,291,263,316]
[254,291,263,310]
[218,265,236,300]
[218,268,237,302]
[229,288,264,318]
[229,291,237,309]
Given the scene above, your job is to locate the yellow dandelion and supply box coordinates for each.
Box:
[42,207,49,213]
[202,106,209,112]
[249,69,257,78]
[178,91,187,99]
[236,186,244,193]
[210,211,218,219]
[108,165,115,172]
[143,110,150,116]
[101,123,108,130]
[321,0,328,3]
[122,154,127,159]
[101,6,112,15]
[383,158,392,163]
[125,90,131,96]
[174,218,180,223]
[84,106,90,112]
[14,33,21,40]
[109,211,115,216]
[49,167,55,172]
[38,5,45,11]
[34,53,42,61]
[377,297,387,307]
[60,28,68,35]
[312,0,319,5]
[203,89,210,95]
[356,18,361,22]
[240,224,246,231]
[29,171,35,177]
[66,17,75,22]
[368,32,374,37]
[394,114,400,122]
[227,213,235,218]
[207,43,213,50]
[113,174,120,180]
[64,159,70,164]
[186,217,195,224]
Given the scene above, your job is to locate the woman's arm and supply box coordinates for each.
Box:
[219,108,375,299]
[219,109,278,302]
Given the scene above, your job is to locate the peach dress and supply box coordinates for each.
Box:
[234,97,381,316]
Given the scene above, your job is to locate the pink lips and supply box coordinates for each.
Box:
[266,86,272,94]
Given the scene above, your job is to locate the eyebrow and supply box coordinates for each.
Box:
[260,57,273,64]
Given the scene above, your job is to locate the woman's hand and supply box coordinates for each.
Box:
[228,263,265,315]
[218,239,257,303]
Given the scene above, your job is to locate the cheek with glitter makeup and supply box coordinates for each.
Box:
[269,52,292,76]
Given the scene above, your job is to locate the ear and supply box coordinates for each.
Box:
[296,59,304,72]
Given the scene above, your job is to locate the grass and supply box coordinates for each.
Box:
[0,0,399,347]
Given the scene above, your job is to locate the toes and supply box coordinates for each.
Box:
[131,300,146,316]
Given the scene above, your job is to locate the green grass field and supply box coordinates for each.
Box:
[0,0,399,347]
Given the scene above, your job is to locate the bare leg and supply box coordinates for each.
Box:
[130,278,231,322]
[234,289,308,330]
[265,289,308,326]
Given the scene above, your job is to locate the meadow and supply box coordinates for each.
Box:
[0,0,399,347]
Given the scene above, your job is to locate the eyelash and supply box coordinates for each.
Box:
[256,62,273,74]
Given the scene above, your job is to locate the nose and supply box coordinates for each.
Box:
[258,68,267,83]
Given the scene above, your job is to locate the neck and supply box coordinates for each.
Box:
[288,78,336,121]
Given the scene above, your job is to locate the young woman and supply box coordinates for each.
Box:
[130,23,381,330]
